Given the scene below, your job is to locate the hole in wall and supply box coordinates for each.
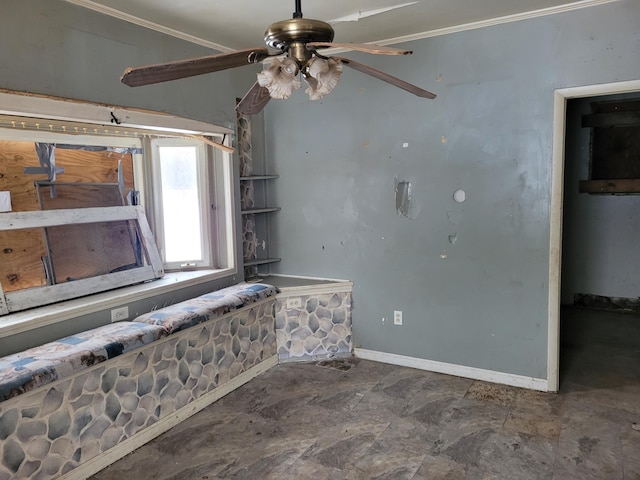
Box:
[396,181,412,217]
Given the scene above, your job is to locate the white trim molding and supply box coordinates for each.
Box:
[62,0,234,53]
[372,0,621,46]
[547,78,640,393]
[355,348,549,392]
[64,0,620,50]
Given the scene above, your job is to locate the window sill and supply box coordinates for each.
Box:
[0,268,236,340]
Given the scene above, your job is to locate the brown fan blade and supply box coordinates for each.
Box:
[121,48,270,87]
[307,42,412,55]
[236,82,271,115]
[335,57,436,99]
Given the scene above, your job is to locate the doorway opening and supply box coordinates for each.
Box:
[548,79,640,392]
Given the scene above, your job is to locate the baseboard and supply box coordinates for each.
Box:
[354,348,550,392]
[61,354,279,480]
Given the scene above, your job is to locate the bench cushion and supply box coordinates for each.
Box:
[0,322,166,402]
[133,282,278,334]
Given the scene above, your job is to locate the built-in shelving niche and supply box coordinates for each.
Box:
[236,107,280,279]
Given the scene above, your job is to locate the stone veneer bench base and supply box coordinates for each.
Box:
[0,285,278,480]
[265,275,354,362]
[60,355,277,480]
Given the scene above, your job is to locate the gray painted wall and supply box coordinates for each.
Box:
[0,0,259,351]
[266,0,640,379]
[0,0,257,127]
[561,93,640,305]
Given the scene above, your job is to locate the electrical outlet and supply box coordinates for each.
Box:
[286,297,302,309]
[393,310,403,326]
[111,306,129,322]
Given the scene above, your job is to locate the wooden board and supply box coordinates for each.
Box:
[578,179,640,194]
[1,206,164,313]
[0,139,135,292]
[0,140,47,291]
[0,229,47,291]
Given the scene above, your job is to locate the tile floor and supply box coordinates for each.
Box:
[92,307,640,479]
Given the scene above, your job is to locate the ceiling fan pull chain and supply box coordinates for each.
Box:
[293,0,303,18]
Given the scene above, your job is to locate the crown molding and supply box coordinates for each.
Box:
[370,0,622,46]
[63,0,234,52]
[64,0,621,51]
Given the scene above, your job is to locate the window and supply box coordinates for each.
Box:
[0,90,236,324]
[151,139,212,270]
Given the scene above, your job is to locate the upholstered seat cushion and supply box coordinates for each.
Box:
[133,282,278,334]
[0,322,166,402]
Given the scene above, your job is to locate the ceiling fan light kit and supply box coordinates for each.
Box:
[121,0,436,115]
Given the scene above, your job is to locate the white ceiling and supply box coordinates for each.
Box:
[67,0,616,52]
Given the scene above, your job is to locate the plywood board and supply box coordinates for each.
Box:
[37,182,139,283]
[0,139,135,293]
[0,229,47,292]
[0,140,47,291]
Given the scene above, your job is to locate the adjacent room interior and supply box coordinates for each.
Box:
[0,0,639,478]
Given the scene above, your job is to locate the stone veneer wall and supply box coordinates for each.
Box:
[0,300,276,480]
[275,292,352,361]
[237,113,258,279]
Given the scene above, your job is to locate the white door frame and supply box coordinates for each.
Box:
[547,79,640,392]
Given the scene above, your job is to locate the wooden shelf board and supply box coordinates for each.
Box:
[579,179,640,194]
[240,175,279,181]
[244,258,281,267]
[241,207,281,215]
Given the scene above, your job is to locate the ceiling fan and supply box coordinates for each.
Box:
[120,0,436,116]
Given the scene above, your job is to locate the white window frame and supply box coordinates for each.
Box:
[150,138,212,270]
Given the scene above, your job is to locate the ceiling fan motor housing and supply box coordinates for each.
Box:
[264,18,334,64]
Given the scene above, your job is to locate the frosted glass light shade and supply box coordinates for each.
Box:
[257,57,301,99]
[304,57,343,100]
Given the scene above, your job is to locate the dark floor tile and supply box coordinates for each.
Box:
[623,456,640,480]
[413,452,482,480]
[480,430,556,479]
[503,408,562,439]
[377,368,473,399]
[366,417,434,457]
[348,455,426,480]
[437,428,499,478]
[298,420,388,470]
[276,458,347,480]
[213,447,304,480]
[554,408,625,480]
[504,389,564,440]
[348,424,430,480]
[308,386,368,414]
[622,422,640,460]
